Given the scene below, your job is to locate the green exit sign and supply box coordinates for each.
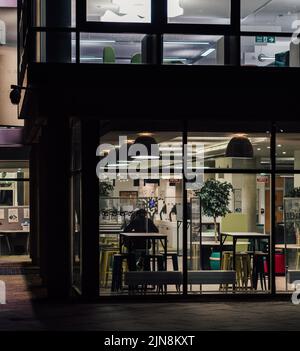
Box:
[256,36,276,44]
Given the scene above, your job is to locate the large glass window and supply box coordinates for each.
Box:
[187,123,272,295]
[0,161,30,258]
[241,35,300,67]
[86,0,151,23]
[168,0,231,24]
[163,35,225,65]
[98,123,184,296]
[241,0,300,33]
[80,33,146,64]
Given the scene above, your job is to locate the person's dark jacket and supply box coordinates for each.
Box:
[124,217,159,250]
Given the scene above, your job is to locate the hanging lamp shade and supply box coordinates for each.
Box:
[225,136,254,158]
[132,136,159,160]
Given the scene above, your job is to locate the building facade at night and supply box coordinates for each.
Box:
[15,0,300,299]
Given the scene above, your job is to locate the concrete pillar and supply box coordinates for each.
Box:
[41,117,71,298]
[242,174,257,232]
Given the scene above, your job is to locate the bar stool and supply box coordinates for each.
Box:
[100,247,119,287]
[252,252,268,291]
[160,251,179,271]
[220,251,251,291]
[111,253,133,292]
[144,254,165,271]
[296,251,300,270]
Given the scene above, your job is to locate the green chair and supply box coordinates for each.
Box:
[103,47,116,64]
[221,213,249,252]
[131,53,142,64]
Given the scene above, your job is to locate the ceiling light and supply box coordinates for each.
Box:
[164,41,210,45]
[201,48,215,57]
[225,136,254,159]
[138,132,153,137]
[79,40,116,44]
[277,144,282,148]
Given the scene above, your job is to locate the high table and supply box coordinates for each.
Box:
[220,232,270,290]
[119,233,168,271]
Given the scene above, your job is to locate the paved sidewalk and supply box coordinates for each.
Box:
[0,275,300,331]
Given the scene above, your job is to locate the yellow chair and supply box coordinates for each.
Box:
[100,247,119,287]
[220,213,252,290]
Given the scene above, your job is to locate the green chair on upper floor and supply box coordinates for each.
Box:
[131,53,142,64]
[103,47,116,64]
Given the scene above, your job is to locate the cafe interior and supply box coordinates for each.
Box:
[92,124,300,296]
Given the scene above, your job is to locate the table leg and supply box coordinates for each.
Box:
[220,234,224,269]
[119,235,122,254]
[5,235,12,255]
[233,237,237,291]
[152,239,156,271]
[164,238,167,271]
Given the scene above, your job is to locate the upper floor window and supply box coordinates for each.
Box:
[167,0,231,24]
[86,0,151,23]
[241,0,300,33]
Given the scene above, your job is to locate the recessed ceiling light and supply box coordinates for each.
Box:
[139,132,154,137]
[277,144,282,148]
[283,151,287,155]
[257,148,261,151]
[201,48,215,57]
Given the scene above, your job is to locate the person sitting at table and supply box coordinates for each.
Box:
[123,209,159,270]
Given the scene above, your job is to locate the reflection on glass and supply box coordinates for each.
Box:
[87,0,151,23]
[241,0,300,33]
[163,34,225,65]
[168,0,231,24]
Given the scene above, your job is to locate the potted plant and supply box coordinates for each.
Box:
[195,179,233,242]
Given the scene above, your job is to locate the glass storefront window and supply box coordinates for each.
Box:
[0,161,30,257]
[274,175,300,292]
[241,36,299,67]
[163,34,225,65]
[188,172,271,294]
[168,0,231,24]
[98,126,184,296]
[276,133,300,170]
[241,0,300,33]
[80,33,146,64]
[86,0,151,23]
